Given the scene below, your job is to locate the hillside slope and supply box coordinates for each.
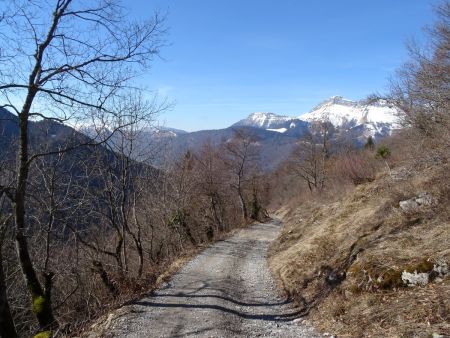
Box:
[269,161,450,337]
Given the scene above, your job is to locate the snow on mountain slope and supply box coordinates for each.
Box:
[300,96,400,132]
[267,127,288,133]
[234,112,293,129]
[232,96,401,140]
[232,112,310,137]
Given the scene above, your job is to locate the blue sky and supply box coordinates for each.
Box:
[129,1,437,131]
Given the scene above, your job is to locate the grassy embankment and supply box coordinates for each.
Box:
[269,160,450,337]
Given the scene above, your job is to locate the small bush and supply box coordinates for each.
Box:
[376,145,391,159]
[332,151,378,186]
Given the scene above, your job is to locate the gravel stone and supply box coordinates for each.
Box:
[96,220,320,337]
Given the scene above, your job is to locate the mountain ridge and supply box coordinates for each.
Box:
[1,95,402,172]
[234,96,400,135]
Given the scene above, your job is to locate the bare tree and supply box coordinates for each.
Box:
[0,0,165,333]
[166,150,198,247]
[390,1,449,149]
[290,122,331,193]
[224,129,259,222]
[93,95,160,278]
[0,130,18,337]
[194,141,227,232]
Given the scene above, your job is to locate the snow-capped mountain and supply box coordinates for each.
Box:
[300,96,400,138]
[234,112,293,129]
[71,95,402,171]
[233,96,400,140]
[233,112,309,137]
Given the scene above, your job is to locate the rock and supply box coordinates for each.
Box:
[400,260,448,287]
[415,192,434,206]
[433,260,449,277]
[323,267,346,286]
[401,271,429,286]
[399,199,419,213]
[390,167,413,181]
[399,192,436,213]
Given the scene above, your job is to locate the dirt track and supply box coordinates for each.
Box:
[92,220,319,337]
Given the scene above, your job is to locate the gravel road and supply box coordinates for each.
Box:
[94,220,319,337]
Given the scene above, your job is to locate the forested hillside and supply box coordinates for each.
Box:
[0,2,267,337]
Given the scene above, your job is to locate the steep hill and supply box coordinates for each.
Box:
[269,156,450,337]
[0,107,157,229]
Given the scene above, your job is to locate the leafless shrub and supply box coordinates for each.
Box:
[389,1,450,161]
[331,150,379,186]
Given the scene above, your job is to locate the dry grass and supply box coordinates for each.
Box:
[269,161,450,337]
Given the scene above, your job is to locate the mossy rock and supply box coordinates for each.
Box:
[356,258,435,290]
[378,269,403,289]
[34,331,52,338]
[32,296,46,316]
[404,259,434,274]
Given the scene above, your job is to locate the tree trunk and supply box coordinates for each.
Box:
[92,261,119,297]
[14,99,58,331]
[238,187,248,221]
[0,247,17,338]
[132,197,144,278]
[211,195,223,232]
[136,243,144,278]
[114,234,124,274]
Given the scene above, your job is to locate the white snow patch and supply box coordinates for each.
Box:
[298,96,401,136]
[246,112,292,128]
[267,127,287,133]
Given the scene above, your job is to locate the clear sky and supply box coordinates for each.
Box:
[128,0,438,131]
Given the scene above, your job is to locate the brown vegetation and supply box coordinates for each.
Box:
[268,3,450,336]
[0,2,268,337]
[269,155,449,336]
[0,125,267,337]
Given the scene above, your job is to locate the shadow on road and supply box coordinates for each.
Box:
[152,292,289,307]
[134,287,303,323]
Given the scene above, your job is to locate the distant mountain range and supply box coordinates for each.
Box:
[152,96,401,170]
[233,96,400,139]
[1,96,402,172]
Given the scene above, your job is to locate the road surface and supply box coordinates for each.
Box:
[91,220,318,337]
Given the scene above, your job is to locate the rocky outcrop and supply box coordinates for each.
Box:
[399,192,436,213]
[401,260,449,287]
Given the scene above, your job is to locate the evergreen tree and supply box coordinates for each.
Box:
[364,135,375,150]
